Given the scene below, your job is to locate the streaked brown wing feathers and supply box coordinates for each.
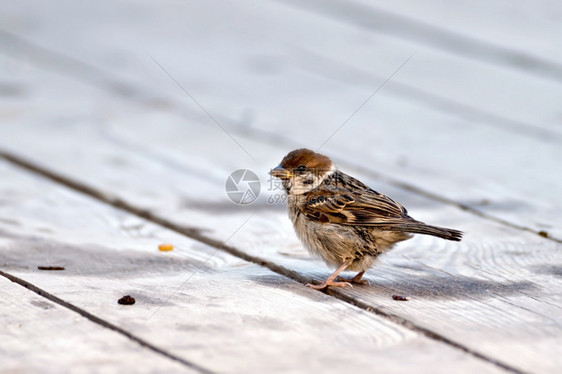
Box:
[303,188,411,226]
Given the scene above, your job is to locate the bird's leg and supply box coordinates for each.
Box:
[337,270,368,285]
[306,258,354,290]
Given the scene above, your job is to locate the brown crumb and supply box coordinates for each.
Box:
[538,231,549,238]
[37,266,65,271]
[158,243,174,252]
[118,295,136,305]
[392,295,409,301]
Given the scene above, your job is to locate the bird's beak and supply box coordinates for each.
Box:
[269,165,292,179]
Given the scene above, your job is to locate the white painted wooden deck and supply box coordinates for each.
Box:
[0,1,561,373]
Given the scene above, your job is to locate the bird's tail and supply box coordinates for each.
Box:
[388,222,463,241]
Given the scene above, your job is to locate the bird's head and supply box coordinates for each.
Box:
[269,148,335,195]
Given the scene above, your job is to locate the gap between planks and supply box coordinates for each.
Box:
[0,28,559,245]
[98,116,562,245]
[217,122,562,245]
[1,26,560,145]
[0,151,526,374]
[293,48,562,144]
[0,270,216,374]
[276,0,562,84]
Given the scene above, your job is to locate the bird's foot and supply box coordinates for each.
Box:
[337,272,368,285]
[306,281,353,290]
[337,277,368,285]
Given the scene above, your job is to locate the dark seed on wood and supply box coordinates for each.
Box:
[37,266,65,271]
[118,295,136,305]
[392,295,409,301]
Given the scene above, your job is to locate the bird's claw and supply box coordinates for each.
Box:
[306,281,353,290]
[337,277,369,285]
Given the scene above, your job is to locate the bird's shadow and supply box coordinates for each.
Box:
[250,268,537,300]
[364,273,536,300]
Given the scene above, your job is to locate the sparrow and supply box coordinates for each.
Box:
[269,148,462,290]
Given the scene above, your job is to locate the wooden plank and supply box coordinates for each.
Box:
[351,0,562,63]
[0,160,504,373]
[277,0,562,83]
[289,48,562,139]
[0,72,560,373]
[0,4,561,372]
[1,0,560,136]
[0,276,193,374]
[1,1,561,239]
[0,53,559,242]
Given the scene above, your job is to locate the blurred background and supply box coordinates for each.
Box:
[1,0,561,239]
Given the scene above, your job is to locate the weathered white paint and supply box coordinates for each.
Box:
[0,90,561,372]
[0,161,504,373]
[1,0,560,239]
[0,1,561,372]
[353,0,562,63]
[0,277,193,374]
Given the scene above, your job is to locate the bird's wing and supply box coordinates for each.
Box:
[302,189,413,226]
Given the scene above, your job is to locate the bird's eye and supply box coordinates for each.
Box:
[296,165,307,172]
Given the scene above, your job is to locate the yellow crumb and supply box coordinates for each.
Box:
[158,243,174,252]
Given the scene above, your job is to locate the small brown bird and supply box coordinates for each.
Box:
[270,148,462,290]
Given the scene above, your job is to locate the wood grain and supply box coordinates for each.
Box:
[2,0,560,135]
[0,76,560,372]
[277,0,562,83]
[1,0,560,240]
[352,0,562,63]
[0,277,193,374]
[0,2,561,372]
[0,160,504,373]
